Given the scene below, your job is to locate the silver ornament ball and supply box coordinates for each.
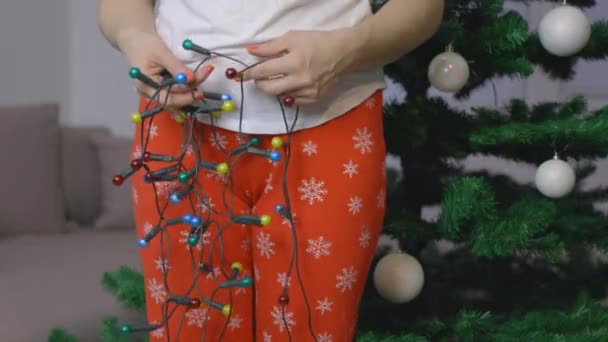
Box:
[373,252,424,304]
[538,5,591,57]
[535,157,576,198]
[428,51,470,93]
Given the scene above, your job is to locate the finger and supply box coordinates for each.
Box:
[241,56,293,81]
[293,96,317,105]
[194,64,215,85]
[136,82,201,108]
[153,45,190,80]
[289,86,318,99]
[246,36,289,58]
[254,75,307,96]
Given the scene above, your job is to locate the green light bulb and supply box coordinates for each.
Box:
[129,67,141,79]
[241,277,253,287]
[178,172,189,184]
[119,324,131,334]
[187,235,199,246]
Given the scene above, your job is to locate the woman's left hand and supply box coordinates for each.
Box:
[239,30,354,105]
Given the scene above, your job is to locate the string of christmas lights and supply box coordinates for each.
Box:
[113,38,318,341]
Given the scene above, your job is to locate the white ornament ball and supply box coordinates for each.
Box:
[535,157,576,198]
[373,252,424,303]
[428,51,470,93]
[538,5,591,57]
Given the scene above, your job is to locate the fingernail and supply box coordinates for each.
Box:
[206,65,215,73]
[247,45,258,50]
[183,69,194,83]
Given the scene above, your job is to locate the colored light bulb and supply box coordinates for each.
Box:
[231,262,243,273]
[182,214,193,222]
[190,216,201,227]
[250,137,260,146]
[113,175,124,186]
[169,193,181,204]
[175,72,189,85]
[222,100,235,112]
[130,112,142,124]
[241,277,253,287]
[283,95,295,107]
[225,68,237,79]
[131,159,143,169]
[174,113,186,124]
[187,234,199,246]
[222,94,232,101]
[190,298,201,308]
[222,304,232,316]
[271,137,283,149]
[128,67,141,79]
[278,295,289,305]
[178,172,189,184]
[275,204,284,214]
[260,215,271,227]
[182,39,193,50]
[270,151,280,162]
[138,239,148,248]
[216,163,229,174]
[120,324,131,333]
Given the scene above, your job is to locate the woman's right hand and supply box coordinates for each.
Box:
[116,29,214,108]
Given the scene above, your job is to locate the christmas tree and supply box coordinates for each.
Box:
[50,0,608,341]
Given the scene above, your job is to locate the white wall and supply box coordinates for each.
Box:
[67,0,138,137]
[0,0,70,118]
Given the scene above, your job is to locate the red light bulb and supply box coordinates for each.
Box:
[131,159,143,169]
[112,175,124,186]
[143,152,152,162]
[225,68,237,79]
[189,298,201,308]
[282,95,295,107]
[278,295,289,305]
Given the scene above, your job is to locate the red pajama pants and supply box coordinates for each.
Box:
[130,91,386,341]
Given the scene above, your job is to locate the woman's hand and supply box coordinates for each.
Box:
[117,29,213,108]
[239,30,357,105]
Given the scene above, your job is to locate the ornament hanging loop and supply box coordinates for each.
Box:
[446,42,454,52]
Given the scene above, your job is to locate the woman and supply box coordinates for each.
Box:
[97,0,443,341]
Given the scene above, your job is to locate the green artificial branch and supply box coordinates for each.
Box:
[101,266,146,312]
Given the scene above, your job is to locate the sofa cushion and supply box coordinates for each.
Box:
[93,134,136,230]
[62,126,111,225]
[0,229,142,341]
[0,103,66,236]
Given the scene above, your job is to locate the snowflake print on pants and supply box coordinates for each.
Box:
[298,177,328,205]
[131,91,386,341]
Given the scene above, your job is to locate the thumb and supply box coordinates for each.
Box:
[247,37,288,58]
[155,46,192,82]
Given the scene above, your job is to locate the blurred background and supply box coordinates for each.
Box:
[0,1,606,341]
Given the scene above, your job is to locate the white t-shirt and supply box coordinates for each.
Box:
[154,0,386,134]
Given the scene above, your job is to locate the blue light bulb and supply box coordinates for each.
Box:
[170,193,181,204]
[221,94,232,101]
[270,151,281,162]
[190,216,201,227]
[138,239,148,248]
[182,214,193,223]
[175,72,188,85]
[275,204,284,214]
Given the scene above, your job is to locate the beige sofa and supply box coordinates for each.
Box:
[0,103,143,341]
